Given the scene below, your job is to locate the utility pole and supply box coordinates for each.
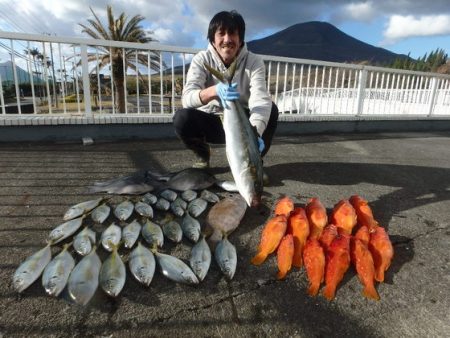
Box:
[43,32,58,108]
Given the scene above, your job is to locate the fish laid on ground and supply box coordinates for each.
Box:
[114,200,134,222]
[63,198,104,221]
[142,192,158,205]
[200,190,220,203]
[73,227,96,256]
[48,216,84,244]
[274,196,294,217]
[91,204,111,224]
[303,238,325,296]
[141,220,164,248]
[318,224,338,252]
[181,190,197,202]
[190,236,211,281]
[214,237,237,280]
[305,198,328,239]
[101,223,122,252]
[349,195,379,231]
[122,220,141,249]
[155,198,170,211]
[128,242,156,286]
[351,237,380,301]
[88,170,156,195]
[354,225,370,245]
[204,62,263,207]
[188,198,208,217]
[134,201,154,219]
[287,207,310,268]
[171,197,187,217]
[330,199,357,235]
[162,221,183,243]
[157,168,217,192]
[99,244,126,297]
[276,234,294,280]
[205,194,247,246]
[251,215,288,266]
[13,244,52,293]
[323,234,351,301]
[369,226,394,282]
[154,251,199,285]
[68,247,101,306]
[42,243,75,297]
[181,212,201,243]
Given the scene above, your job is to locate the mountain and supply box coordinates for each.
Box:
[247,21,409,64]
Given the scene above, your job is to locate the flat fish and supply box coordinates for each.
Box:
[68,247,101,306]
[171,197,187,217]
[200,190,220,203]
[155,198,170,211]
[181,190,197,202]
[122,220,141,249]
[48,216,84,244]
[141,220,164,248]
[99,245,126,297]
[12,244,52,293]
[160,189,177,202]
[101,223,122,252]
[154,251,199,285]
[91,204,111,224]
[162,221,183,243]
[42,244,75,297]
[190,236,211,281]
[188,198,208,217]
[114,200,134,222]
[88,171,156,195]
[134,201,153,219]
[129,242,156,286]
[162,168,217,192]
[215,237,237,280]
[181,212,201,243]
[63,198,104,221]
[141,192,158,205]
[73,227,96,256]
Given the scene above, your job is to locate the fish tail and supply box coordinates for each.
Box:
[323,285,336,301]
[251,251,268,265]
[363,285,380,301]
[307,282,320,296]
[292,252,303,268]
[374,269,385,283]
[276,270,287,280]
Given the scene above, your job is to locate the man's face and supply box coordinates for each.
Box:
[212,27,241,66]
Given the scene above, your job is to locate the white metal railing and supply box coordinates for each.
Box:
[1,31,450,120]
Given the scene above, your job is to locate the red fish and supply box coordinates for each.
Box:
[305,198,328,239]
[351,237,380,301]
[303,238,325,296]
[318,223,338,252]
[276,234,294,280]
[349,195,379,231]
[274,196,294,217]
[287,207,310,268]
[323,233,351,300]
[354,225,370,245]
[369,226,394,282]
[251,215,287,265]
[330,199,357,235]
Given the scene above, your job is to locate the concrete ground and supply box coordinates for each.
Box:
[0,131,449,337]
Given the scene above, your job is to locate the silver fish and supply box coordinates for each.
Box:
[160,189,177,202]
[200,190,220,203]
[101,223,122,252]
[142,192,158,205]
[141,220,164,248]
[48,216,84,244]
[155,198,170,211]
[63,197,104,221]
[91,204,111,224]
[170,197,187,217]
[12,244,52,293]
[129,242,156,286]
[181,212,201,243]
[154,251,199,285]
[114,200,134,222]
[99,245,126,297]
[205,62,263,207]
[162,221,183,243]
[122,220,141,249]
[214,237,237,280]
[181,190,197,202]
[190,236,211,281]
[73,227,96,256]
[68,247,101,305]
[134,201,154,219]
[88,171,155,195]
[188,198,208,217]
[42,244,75,297]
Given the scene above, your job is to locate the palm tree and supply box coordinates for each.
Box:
[79,5,162,113]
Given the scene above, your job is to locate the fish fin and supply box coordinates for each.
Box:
[322,285,336,301]
[62,242,73,251]
[363,285,380,301]
[374,270,385,283]
[276,270,287,280]
[307,283,320,296]
[204,63,225,83]
[251,251,268,266]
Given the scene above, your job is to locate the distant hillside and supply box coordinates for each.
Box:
[247,21,410,64]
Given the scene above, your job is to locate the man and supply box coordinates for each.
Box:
[173,10,278,181]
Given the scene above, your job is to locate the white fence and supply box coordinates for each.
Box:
[1,31,449,120]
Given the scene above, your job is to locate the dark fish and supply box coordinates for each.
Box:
[88,170,156,195]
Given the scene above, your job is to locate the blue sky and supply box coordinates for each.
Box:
[0,0,449,60]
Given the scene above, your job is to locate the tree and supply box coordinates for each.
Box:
[79,5,162,113]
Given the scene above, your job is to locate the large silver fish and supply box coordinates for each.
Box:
[73,227,96,256]
[48,216,84,244]
[12,244,52,293]
[99,244,126,297]
[42,244,75,297]
[204,62,263,207]
[122,220,141,249]
[154,251,199,285]
[63,198,104,221]
[68,247,101,306]
[129,242,156,286]
[190,236,211,281]
[214,237,237,280]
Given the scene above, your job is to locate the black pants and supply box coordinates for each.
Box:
[173,102,279,158]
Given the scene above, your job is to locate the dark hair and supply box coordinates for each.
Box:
[207,10,245,44]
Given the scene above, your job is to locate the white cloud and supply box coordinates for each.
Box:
[341,1,376,22]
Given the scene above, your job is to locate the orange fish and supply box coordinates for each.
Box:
[323,233,351,301]
[251,215,288,265]
[318,223,338,252]
[287,207,310,268]
[354,225,370,245]
[276,234,294,279]
[351,237,380,301]
[274,196,294,217]
[330,199,357,235]
[349,195,379,231]
[305,198,328,239]
[369,226,394,282]
[303,238,325,296]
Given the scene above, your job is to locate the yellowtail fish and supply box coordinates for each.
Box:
[42,243,75,297]
[129,242,156,286]
[99,243,126,297]
[154,251,199,285]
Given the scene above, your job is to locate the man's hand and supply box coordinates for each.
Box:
[216,82,240,108]
[257,137,265,153]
